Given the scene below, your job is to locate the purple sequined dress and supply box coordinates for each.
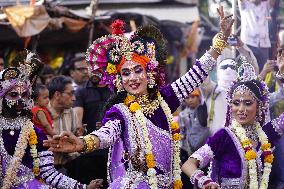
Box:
[91,52,217,188]
[190,116,284,189]
[0,117,87,189]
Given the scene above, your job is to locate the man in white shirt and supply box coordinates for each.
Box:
[238,0,276,70]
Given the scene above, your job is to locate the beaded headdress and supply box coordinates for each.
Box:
[225,56,270,125]
[0,49,43,112]
[85,20,167,91]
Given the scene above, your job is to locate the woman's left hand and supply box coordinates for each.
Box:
[217,6,234,38]
[203,181,220,189]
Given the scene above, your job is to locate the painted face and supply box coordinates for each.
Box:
[217,59,237,89]
[3,83,31,115]
[120,61,148,96]
[231,90,257,125]
[36,88,49,107]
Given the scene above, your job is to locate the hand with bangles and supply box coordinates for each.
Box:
[43,131,85,153]
[203,182,220,189]
[208,5,234,59]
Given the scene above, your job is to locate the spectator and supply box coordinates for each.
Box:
[179,88,209,189]
[238,0,276,70]
[39,64,56,86]
[270,31,284,189]
[47,76,83,173]
[71,68,112,187]
[201,58,238,135]
[31,84,56,137]
[0,56,4,71]
[69,56,89,91]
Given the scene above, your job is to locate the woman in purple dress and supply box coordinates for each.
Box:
[43,7,233,189]
[181,55,284,189]
[0,50,101,189]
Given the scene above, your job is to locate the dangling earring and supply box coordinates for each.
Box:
[256,104,262,123]
[115,75,124,92]
[147,72,156,88]
[0,99,2,115]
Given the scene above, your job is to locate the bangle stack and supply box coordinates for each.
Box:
[210,32,228,55]
[82,135,97,153]
[190,169,213,189]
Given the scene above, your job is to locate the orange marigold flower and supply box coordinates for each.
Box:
[172,133,181,141]
[264,154,274,163]
[173,180,183,189]
[241,140,251,147]
[145,153,155,168]
[170,122,179,131]
[245,150,257,160]
[124,95,135,105]
[261,143,271,151]
[29,132,38,145]
[33,167,40,175]
[129,102,141,112]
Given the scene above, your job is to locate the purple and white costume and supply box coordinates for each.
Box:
[190,115,284,189]
[90,53,216,188]
[0,118,87,189]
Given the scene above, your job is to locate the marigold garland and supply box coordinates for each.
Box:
[231,120,273,189]
[125,92,183,189]
[29,126,40,176]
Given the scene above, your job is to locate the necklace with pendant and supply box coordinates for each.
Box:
[0,116,28,136]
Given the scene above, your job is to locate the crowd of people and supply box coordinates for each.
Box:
[0,1,283,189]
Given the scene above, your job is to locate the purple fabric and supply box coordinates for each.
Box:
[2,126,48,169]
[203,122,284,183]
[11,179,48,189]
[206,129,242,179]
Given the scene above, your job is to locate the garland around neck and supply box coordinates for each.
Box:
[231,120,274,189]
[125,93,183,189]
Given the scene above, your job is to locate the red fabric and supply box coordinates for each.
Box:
[31,106,53,134]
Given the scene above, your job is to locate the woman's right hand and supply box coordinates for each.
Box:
[43,131,84,153]
[203,182,220,189]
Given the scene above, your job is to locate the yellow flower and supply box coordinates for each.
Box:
[145,153,156,168]
[170,122,179,131]
[29,131,38,145]
[245,150,257,160]
[129,102,141,112]
[172,133,181,141]
[33,167,40,175]
[241,140,251,147]
[173,180,183,189]
[261,143,271,151]
[124,95,135,105]
[106,63,117,74]
[264,154,274,163]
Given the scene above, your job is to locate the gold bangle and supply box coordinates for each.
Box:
[211,32,228,54]
[83,135,97,153]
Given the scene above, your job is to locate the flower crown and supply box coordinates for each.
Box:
[85,19,167,91]
[0,50,42,97]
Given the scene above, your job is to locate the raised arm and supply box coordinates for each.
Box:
[165,6,233,108]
